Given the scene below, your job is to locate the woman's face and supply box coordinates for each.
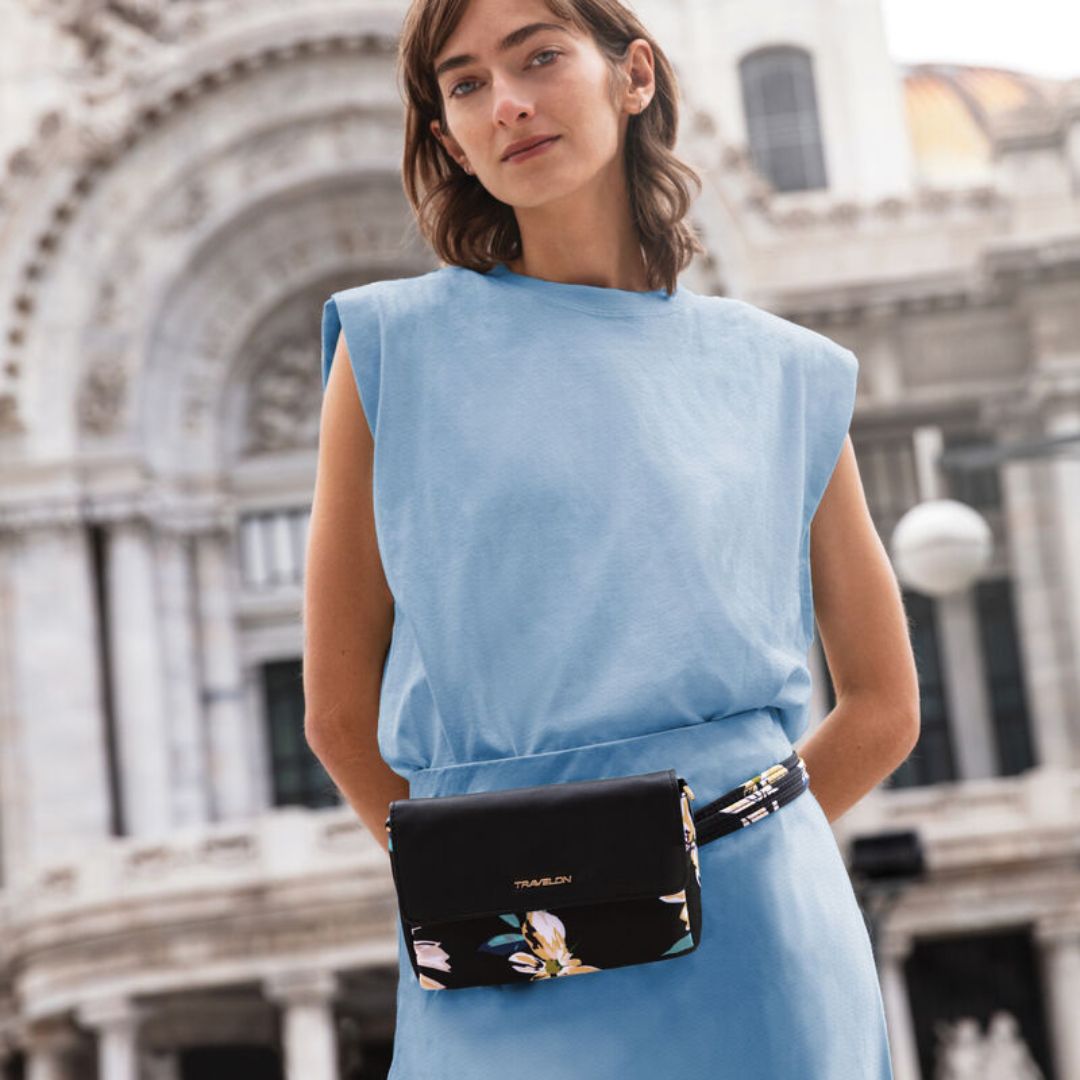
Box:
[430,0,651,209]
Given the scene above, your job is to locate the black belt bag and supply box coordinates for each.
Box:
[385,749,809,991]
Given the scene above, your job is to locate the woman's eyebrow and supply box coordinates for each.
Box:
[434,22,572,80]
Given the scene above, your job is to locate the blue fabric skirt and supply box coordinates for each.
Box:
[386,707,895,1079]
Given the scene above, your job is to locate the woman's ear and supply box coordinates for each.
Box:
[622,39,655,114]
[429,118,471,174]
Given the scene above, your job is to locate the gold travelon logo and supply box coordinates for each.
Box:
[513,875,572,889]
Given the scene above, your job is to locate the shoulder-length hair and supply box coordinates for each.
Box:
[396,0,706,295]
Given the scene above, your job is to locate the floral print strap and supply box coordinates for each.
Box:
[692,750,809,845]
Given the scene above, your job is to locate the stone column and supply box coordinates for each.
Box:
[264,970,340,1080]
[21,1016,80,1080]
[993,403,1075,771]
[105,518,174,837]
[153,522,212,827]
[2,514,113,879]
[194,526,261,822]
[77,997,146,1080]
[1035,918,1080,1080]
[1042,396,1080,766]
[877,932,921,1080]
[936,589,997,780]
[1018,302,1080,768]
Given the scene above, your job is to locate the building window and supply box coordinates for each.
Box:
[856,432,921,545]
[239,508,310,591]
[974,578,1036,776]
[261,659,341,809]
[887,588,958,788]
[940,430,1003,512]
[739,46,828,193]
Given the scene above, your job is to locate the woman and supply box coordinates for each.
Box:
[304,0,920,1075]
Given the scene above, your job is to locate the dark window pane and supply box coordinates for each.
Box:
[974,578,1036,775]
[740,46,828,193]
[856,433,921,543]
[262,658,341,810]
[887,589,957,788]
[760,65,800,113]
[942,430,1002,510]
[181,1046,283,1080]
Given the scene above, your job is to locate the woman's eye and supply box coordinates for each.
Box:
[531,48,561,68]
[448,49,561,99]
[449,78,479,99]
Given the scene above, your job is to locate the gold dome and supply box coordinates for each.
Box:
[902,63,1069,184]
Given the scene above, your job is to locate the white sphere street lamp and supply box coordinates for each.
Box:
[889,498,995,597]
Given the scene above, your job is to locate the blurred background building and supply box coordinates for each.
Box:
[0,0,1077,1077]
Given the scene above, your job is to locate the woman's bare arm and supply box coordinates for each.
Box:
[303,327,408,855]
[795,435,921,823]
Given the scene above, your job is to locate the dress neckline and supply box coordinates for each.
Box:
[482,261,687,317]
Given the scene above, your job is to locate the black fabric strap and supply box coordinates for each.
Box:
[692,750,809,846]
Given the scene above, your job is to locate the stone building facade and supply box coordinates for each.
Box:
[0,0,1077,1077]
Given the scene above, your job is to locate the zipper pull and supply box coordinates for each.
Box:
[679,778,696,802]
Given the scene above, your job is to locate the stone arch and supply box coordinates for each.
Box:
[137,172,424,479]
[3,17,412,461]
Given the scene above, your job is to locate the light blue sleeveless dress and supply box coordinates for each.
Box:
[320,262,894,1079]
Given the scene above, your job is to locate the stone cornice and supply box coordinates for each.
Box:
[0,806,394,1018]
[0,488,236,534]
[778,276,1008,328]
[753,182,1007,235]
[834,767,1080,865]
[777,249,1080,328]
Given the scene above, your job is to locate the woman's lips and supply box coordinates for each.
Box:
[504,136,560,163]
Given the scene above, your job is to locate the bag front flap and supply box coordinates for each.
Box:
[388,769,688,924]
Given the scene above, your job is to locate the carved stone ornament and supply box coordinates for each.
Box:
[23,0,177,80]
[934,1010,1045,1080]
[0,392,26,435]
[77,354,128,434]
[248,340,322,453]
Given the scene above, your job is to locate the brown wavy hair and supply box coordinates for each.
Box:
[396,0,706,295]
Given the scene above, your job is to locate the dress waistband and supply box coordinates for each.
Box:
[404,706,797,810]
